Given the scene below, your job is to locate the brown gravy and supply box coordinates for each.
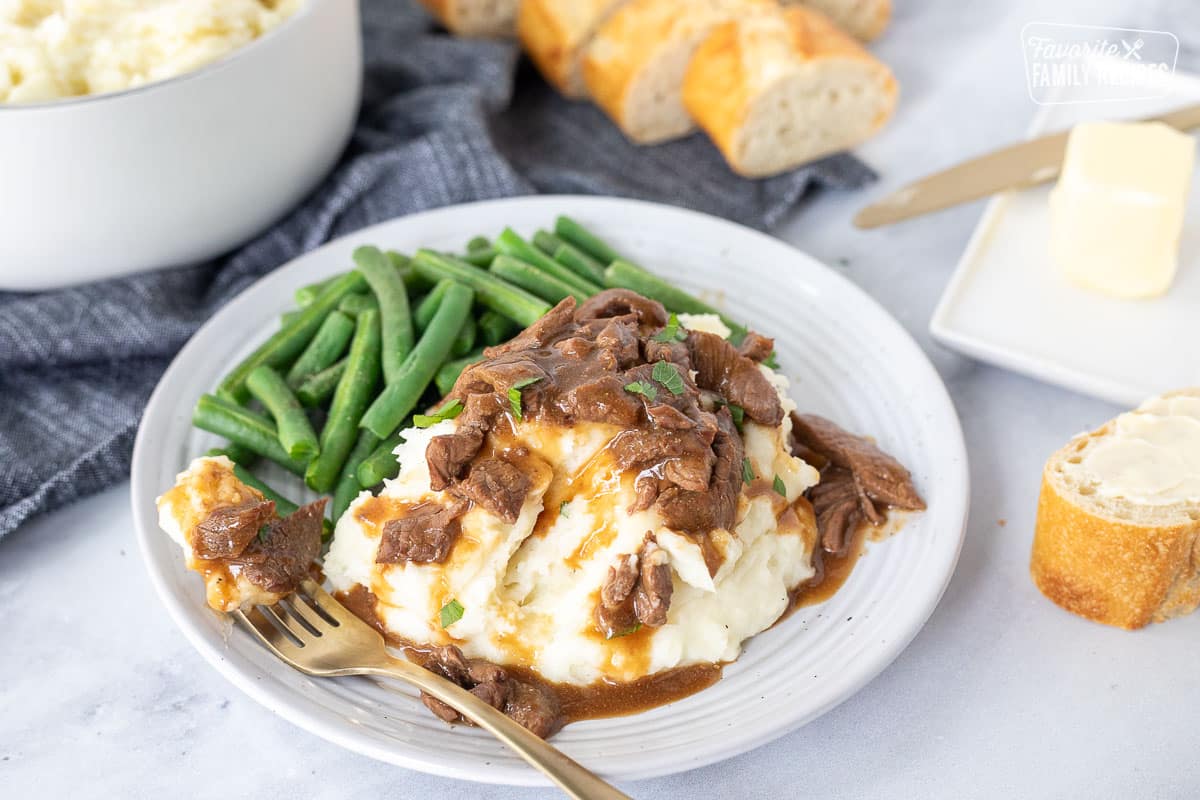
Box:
[337,584,723,722]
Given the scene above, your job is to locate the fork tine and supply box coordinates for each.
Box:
[299,579,359,627]
[234,608,305,662]
[280,596,324,635]
[261,603,313,644]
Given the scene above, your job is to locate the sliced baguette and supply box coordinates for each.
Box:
[582,0,771,145]
[682,5,896,177]
[782,0,891,41]
[1031,388,1200,630]
[519,0,629,98]
[417,0,518,37]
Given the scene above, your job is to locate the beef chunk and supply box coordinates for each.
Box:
[235,499,326,593]
[642,338,691,370]
[450,458,531,523]
[427,431,485,492]
[483,297,577,358]
[564,374,643,426]
[646,404,694,430]
[655,409,744,533]
[594,319,641,369]
[576,288,668,334]
[737,331,775,362]
[808,467,864,555]
[418,644,563,738]
[600,553,639,608]
[686,330,783,426]
[192,498,275,560]
[790,414,925,511]
[633,541,673,627]
[376,501,466,564]
[503,681,564,739]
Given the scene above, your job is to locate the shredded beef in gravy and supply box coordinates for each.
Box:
[789,412,925,555]
[191,498,326,596]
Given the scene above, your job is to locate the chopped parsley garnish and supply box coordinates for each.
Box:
[742,457,754,485]
[608,622,642,639]
[762,350,780,370]
[773,475,787,497]
[651,360,686,396]
[624,380,658,401]
[413,398,464,428]
[439,599,464,628]
[257,525,271,544]
[727,403,745,430]
[559,500,570,517]
[653,313,688,343]
[507,376,542,421]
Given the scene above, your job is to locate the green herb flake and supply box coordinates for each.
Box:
[608,622,642,639]
[559,500,570,518]
[762,350,780,370]
[742,457,754,485]
[624,380,658,402]
[257,525,271,544]
[728,403,745,430]
[652,361,686,396]
[773,475,787,497]
[507,376,543,421]
[439,599,465,628]
[413,398,464,428]
[653,313,688,343]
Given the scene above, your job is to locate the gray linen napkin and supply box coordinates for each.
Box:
[0,0,874,539]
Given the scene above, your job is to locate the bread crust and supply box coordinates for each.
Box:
[783,0,891,41]
[1031,434,1200,630]
[519,0,626,97]
[418,0,517,37]
[682,5,896,177]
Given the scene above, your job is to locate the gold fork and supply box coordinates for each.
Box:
[233,579,631,800]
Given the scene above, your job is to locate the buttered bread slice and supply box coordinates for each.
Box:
[1031,389,1200,629]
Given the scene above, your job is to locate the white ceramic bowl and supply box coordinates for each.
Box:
[0,0,361,291]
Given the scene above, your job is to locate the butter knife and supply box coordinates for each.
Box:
[853,103,1200,229]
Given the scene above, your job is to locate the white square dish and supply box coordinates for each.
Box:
[930,71,1200,406]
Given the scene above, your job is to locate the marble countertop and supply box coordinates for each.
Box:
[4,0,1199,797]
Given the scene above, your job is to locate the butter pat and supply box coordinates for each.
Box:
[1049,121,1195,299]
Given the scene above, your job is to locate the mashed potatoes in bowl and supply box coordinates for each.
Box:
[0,0,302,104]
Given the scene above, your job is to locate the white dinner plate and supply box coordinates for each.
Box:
[131,196,969,786]
[931,70,1200,407]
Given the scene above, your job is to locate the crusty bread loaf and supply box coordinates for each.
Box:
[519,0,629,98]
[418,0,518,37]
[783,0,891,41]
[582,0,770,145]
[1031,389,1200,630]
[682,5,896,177]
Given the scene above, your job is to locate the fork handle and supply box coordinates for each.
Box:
[361,658,633,800]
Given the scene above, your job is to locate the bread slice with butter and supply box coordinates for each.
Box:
[582,0,772,145]
[1031,389,1200,629]
[519,0,629,98]
[783,0,891,41]
[682,5,896,177]
[417,0,518,37]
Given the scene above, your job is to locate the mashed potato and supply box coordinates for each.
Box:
[0,0,302,104]
[325,314,822,687]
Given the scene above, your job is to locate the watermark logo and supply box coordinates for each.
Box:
[1022,22,1178,104]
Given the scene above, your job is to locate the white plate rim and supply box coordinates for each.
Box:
[132,195,969,785]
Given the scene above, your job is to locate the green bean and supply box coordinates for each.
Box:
[281,310,302,326]
[411,250,550,328]
[204,443,257,467]
[357,430,406,487]
[354,245,416,385]
[461,246,498,267]
[333,429,380,520]
[452,314,477,358]
[338,292,379,316]
[414,279,453,331]
[533,230,566,257]
[553,241,605,283]
[306,309,382,493]
[604,260,748,341]
[231,464,300,517]
[295,274,341,308]
[555,215,623,265]
[435,350,484,396]
[360,282,474,439]
[495,228,602,296]
[218,271,367,403]
[490,254,590,304]
[295,357,347,408]
[466,236,491,252]
[389,251,433,293]
[246,365,321,461]
[192,394,307,475]
[285,310,355,387]
[478,310,517,346]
